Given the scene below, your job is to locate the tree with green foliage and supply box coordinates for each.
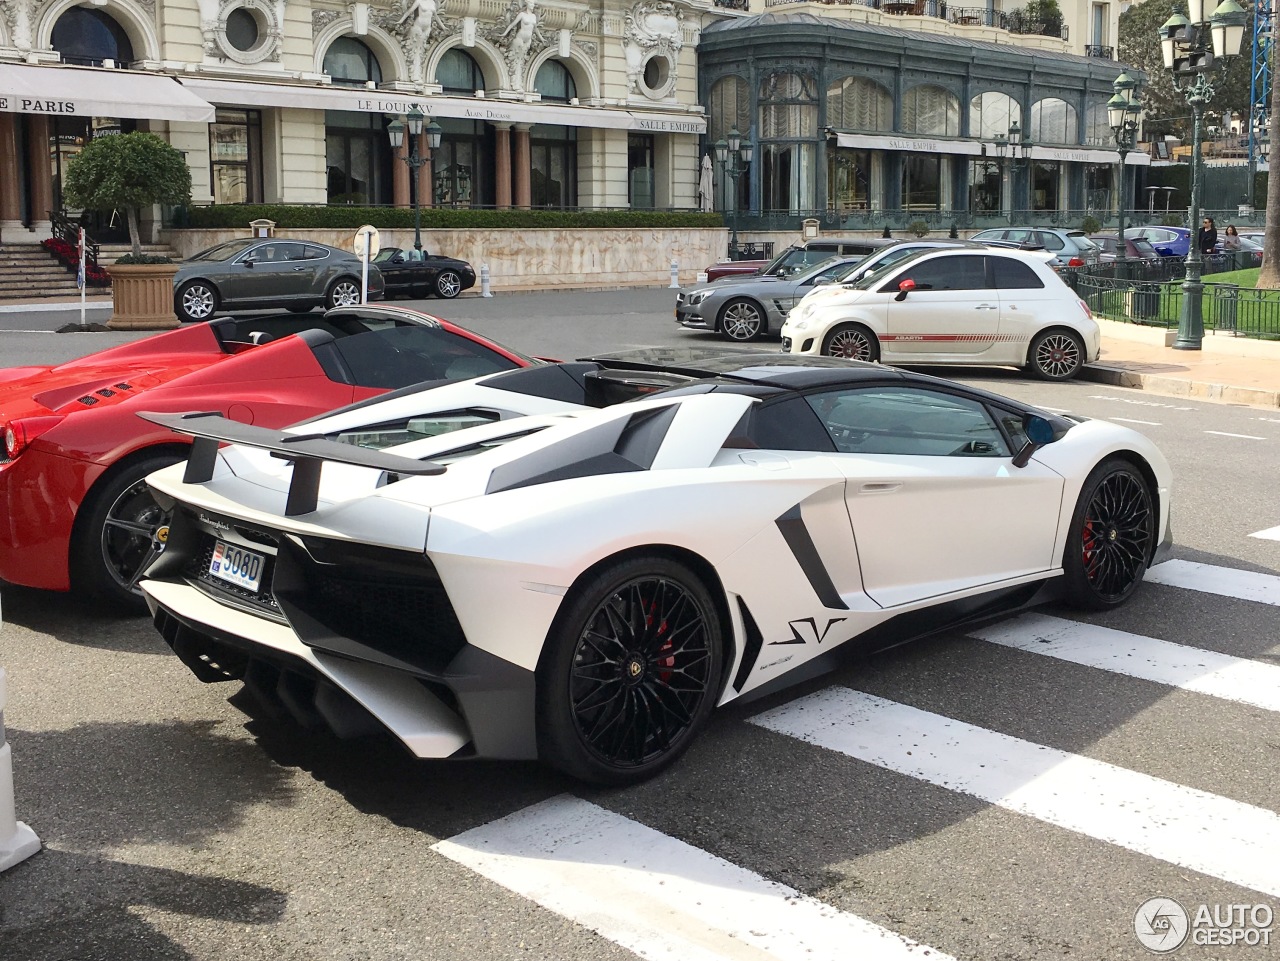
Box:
[62,132,192,261]
[1017,0,1064,36]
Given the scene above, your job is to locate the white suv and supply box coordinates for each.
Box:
[780,247,1099,381]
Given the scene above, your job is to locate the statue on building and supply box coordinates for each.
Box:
[495,0,541,92]
[196,0,221,55]
[622,0,684,96]
[0,0,36,51]
[396,0,438,85]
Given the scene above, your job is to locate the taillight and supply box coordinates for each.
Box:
[2,415,64,459]
[1078,298,1092,320]
[1067,257,1085,267]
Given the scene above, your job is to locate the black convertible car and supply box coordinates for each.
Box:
[374,247,476,299]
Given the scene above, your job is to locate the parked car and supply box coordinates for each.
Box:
[1217,234,1264,267]
[704,237,898,282]
[971,227,1101,266]
[1123,226,1192,258]
[675,256,860,341]
[0,305,536,610]
[139,346,1171,784]
[780,246,1099,380]
[173,239,385,323]
[373,247,476,299]
[1087,234,1162,263]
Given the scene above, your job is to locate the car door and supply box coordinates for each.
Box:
[808,385,1065,608]
[990,254,1056,362]
[882,253,998,357]
[236,242,313,305]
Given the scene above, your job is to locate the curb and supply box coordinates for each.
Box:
[0,301,112,315]
[1080,363,1280,409]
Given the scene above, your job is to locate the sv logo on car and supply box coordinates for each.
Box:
[770,616,848,646]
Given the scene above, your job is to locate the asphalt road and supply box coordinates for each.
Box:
[1,290,1278,961]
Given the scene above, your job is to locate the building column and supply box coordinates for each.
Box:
[393,136,410,208]
[26,115,52,235]
[417,130,433,208]
[513,123,532,209]
[494,123,512,210]
[0,114,22,242]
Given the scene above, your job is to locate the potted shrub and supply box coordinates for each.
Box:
[62,132,192,330]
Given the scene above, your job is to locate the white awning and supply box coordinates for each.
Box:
[834,130,1151,165]
[1030,144,1151,166]
[0,63,215,122]
[179,77,706,133]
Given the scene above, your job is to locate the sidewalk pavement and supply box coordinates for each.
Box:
[2,294,1278,408]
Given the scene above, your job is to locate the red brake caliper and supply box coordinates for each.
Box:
[1082,519,1098,578]
[646,598,675,683]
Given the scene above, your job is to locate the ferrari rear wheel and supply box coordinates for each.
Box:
[823,323,880,362]
[326,278,361,309]
[538,557,723,785]
[436,270,462,299]
[177,281,218,323]
[1062,458,1154,610]
[72,453,181,613]
[719,299,765,341]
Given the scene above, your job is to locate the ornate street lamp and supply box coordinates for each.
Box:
[1108,72,1143,276]
[387,105,443,252]
[989,121,1033,223]
[714,126,753,257]
[1160,0,1247,349]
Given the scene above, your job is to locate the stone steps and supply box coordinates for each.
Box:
[0,242,180,301]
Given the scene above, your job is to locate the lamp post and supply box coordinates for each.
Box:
[989,121,1034,224]
[1248,111,1268,211]
[1160,0,1248,350]
[386,105,443,252]
[1108,72,1143,277]
[714,127,753,258]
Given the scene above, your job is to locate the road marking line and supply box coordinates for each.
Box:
[1250,526,1280,541]
[1146,559,1280,606]
[1204,430,1266,440]
[751,689,1280,898]
[970,612,1280,712]
[1110,417,1161,426]
[433,795,955,961]
[0,330,59,334]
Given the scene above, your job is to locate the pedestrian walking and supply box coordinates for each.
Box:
[1197,217,1218,256]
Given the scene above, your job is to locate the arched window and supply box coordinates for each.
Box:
[1031,97,1079,144]
[902,84,960,136]
[827,77,891,132]
[759,72,817,212]
[1085,101,1110,146]
[437,48,484,94]
[969,91,1021,140]
[533,60,576,103]
[709,76,750,142]
[51,8,134,67]
[323,37,382,87]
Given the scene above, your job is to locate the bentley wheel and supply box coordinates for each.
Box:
[823,323,879,362]
[1062,458,1154,610]
[538,557,723,784]
[176,281,218,323]
[71,453,181,613]
[1029,329,1085,381]
[436,270,462,299]
[326,278,361,309]
[719,299,765,341]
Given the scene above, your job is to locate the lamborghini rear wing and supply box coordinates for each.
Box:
[138,410,445,517]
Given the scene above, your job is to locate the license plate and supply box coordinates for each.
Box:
[209,540,265,592]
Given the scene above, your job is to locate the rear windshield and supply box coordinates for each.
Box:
[1067,233,1100,251]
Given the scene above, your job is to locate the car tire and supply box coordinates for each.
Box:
[1061,457,1155,611]
[435,270,462,299]
[537,556,724,785]
[176,281,219,323]
[822,323,880,362]
[286,305,314,314]
[326,278,362,309]
[71,452,183,613]
[718,299,766,341]
[1028,329,1085,381]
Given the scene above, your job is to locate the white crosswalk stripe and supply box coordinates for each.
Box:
[751,689,1280,898]
[432,795,955,961]
[1146,559,1280,606]
[969,612,1280,713]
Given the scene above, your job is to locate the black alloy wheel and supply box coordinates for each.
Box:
[538,557,723,784]
[1062,458,1154,610]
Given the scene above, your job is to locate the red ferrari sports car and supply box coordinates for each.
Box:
[0,305,537,610]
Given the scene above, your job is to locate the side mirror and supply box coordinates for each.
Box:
[894,278,916,301]
[241,258,255,268]
[812,277,834,287]
[391,256,405,264]
[1012,413,1060,468]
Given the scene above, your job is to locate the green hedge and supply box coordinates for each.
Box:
[181,205,724,230]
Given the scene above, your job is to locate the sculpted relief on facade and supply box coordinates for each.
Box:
[622,0,683,99]
[1,0,38,51]
[488,0,545,92]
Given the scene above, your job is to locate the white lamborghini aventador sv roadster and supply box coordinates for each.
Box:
[137,347,1172,785]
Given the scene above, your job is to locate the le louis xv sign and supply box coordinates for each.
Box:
[0,96,77,113]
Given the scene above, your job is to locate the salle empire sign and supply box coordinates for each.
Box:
[634,118,703,132]
[0,97,77,113]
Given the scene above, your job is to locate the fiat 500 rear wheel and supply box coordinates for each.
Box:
[1029,329,1085,381]
[72,453,181,612]
[538,557,723,785]
[1062,458,1154,610]
[719,299,765,341]
[823,323,880,362]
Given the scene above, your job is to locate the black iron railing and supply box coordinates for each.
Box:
[1084,44,1115,58]
[49,211,101,271]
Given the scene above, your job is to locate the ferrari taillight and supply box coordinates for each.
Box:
[2,415,64,459]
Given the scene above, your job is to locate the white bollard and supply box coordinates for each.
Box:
[480,263,493,298]
[0,667,41,872]
[669,259,680,289]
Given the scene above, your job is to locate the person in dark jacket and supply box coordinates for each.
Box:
[1197,217,1218,256]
